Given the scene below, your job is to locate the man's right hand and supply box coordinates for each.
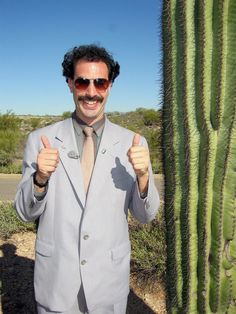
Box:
[35,135,59,185]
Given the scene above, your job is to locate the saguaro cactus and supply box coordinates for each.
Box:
[162,0,236,313]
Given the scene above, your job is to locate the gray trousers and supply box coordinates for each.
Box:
[37,286,127,314]
[37,299,127,314]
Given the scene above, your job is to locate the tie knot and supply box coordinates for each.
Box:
[84,126,93,137]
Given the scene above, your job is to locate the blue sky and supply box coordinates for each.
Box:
[0,0,163,115]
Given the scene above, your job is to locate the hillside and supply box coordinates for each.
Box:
[0,108,162,173]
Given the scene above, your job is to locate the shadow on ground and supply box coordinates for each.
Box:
[0,243,155,314]
[0,243,37,313]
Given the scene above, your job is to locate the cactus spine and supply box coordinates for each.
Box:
[162,0,236,313]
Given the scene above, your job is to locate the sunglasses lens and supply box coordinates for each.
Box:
[74,78,90,90]
[94,79,109,91]
[74,78,109,91]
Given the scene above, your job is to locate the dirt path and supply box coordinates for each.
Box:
[0,174,21,202]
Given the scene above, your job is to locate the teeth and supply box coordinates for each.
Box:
[85,101,97,105]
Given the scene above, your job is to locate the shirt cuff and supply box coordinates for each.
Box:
[34,187,47,201]
[140,191,148,199]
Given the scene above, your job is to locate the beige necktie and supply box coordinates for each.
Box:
[81,126,95,193]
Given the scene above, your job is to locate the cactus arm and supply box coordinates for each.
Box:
[194,0,218,313]
[162,0,183,311]
[180,0,199,312]
[163,0,199,312]
[210,0,227,130]
[210,0,236,312]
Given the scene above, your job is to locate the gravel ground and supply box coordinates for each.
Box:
[0,232,166,314]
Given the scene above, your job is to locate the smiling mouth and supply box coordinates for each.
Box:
[78,96,103,110]
[82,100,100,110]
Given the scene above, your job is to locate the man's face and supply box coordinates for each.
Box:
[68,60,112,125]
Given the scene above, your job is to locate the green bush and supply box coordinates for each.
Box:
[129,206,166,286]
[0,162,22,174]
[0,112,22,168]
[0,111,20,131]
[0,202,36,239]
[0,130,21,153]
[143,109,160,126]
[0,150,12,167]
[28,117,41,130]
[143,128,163,174]
[0,130,21,167]
[62,111,72,119]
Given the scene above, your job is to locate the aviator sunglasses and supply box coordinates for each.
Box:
[74,77,110,92]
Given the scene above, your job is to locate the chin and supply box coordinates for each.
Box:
[77,105,104,121]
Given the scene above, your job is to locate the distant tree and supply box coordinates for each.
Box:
[0,111,21,167]
[0,110,20,131]
[143,128,162,174]
[143,109,160,126]
[62,111,72,119]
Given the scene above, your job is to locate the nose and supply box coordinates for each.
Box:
[86,81,97,97]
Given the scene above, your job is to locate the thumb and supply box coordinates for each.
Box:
[41,135,51,149]
[132,133,141,147]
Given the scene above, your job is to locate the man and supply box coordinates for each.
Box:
[15,44,159,314]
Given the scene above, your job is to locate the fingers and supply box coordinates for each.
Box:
[38,156,59,168]
[132,133,141,147]
[37,136,59,180]
[41,135,52,149]
[127,147,149,162]
[127,134,149,177]
[40,135,58,155]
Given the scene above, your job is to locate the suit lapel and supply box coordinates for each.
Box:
[55,118,86,208]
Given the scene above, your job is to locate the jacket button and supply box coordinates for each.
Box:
[83,235,89,240]
[81,260,87,265]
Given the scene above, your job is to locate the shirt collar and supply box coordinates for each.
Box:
[72,111,105,136]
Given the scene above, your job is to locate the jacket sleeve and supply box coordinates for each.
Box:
[14,132,47,222]
[128,137,160,223]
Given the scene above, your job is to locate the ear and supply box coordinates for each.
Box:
[67,78,74,93]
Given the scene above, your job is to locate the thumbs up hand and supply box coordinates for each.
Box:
[35,136,59,186]
[127,133,150,193]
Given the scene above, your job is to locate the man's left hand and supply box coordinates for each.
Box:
[127,133,150,193]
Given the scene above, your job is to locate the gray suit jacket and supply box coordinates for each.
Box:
[14,117,159,312]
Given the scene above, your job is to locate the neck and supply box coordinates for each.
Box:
[75,112,105,126]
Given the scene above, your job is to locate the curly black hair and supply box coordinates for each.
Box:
[62,44,120,83]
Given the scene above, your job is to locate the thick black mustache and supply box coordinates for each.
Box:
[78,96,103,102]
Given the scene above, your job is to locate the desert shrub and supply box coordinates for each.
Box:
[0,202,36,239]
[28,117,41,130]
[62,111,72,119]
[0,112,22,169]
[143,128,163,173]
[0,162,22,174]
[0,130,21,167]
[0,150,12,167]
[0,115,22,162]
[0,111,20,131]
[129,206,166,286]
[0,130,21,153]
[143,109,160,126]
